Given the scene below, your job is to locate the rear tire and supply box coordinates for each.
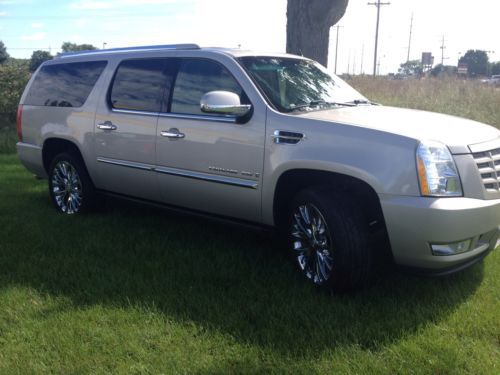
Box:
[288,188,373,292]
[48,152,98,214]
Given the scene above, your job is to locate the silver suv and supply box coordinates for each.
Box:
[16,44,500,291]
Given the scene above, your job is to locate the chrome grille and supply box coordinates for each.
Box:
[473,148,500,192]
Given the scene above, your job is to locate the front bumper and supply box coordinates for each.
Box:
[380,195,500,270]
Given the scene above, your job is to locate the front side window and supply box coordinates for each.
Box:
[170,59,243,116]
[25,61,107,107]
[110,59,175,112]
[238,57,367,113]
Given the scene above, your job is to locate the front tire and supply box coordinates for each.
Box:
[289,188,373,292]
[48,152,97,214]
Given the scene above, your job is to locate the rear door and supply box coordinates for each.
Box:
[94,58,175,199]
[155,58,265,222]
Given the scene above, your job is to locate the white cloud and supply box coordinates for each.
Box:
[69,1,113,10]
[69,0,180,10]
[31,22,43,29]
[0,12,7,16]
[20,32,47,41]
[75,18,89,28]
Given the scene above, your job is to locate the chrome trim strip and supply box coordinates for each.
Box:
[156,165,259,189]
[16,142,42,150]
[111,108,159,117]
[159,112,236,124]
[469,137,500,154]
[96,157,258,189]
[110,108,237,123]
[97,157,154,171]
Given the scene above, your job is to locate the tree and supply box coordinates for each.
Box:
[286,0,349,67]
[458,50,489,77]
[61,42,98,53]
[398,60,422,76]
[491,62,500,76]
[29,50,52,72]
[0,41,9,65]
[430,64,457,77]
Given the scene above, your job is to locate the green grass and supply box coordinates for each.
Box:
[0,154,499,373]
[0,126,16,154]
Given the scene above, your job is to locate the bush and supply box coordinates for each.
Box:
[0,65,30,117]
[0,65,30,153]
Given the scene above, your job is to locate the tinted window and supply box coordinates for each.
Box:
[25,61,107,107]
[171,59,243,115]
[110,59,174,112]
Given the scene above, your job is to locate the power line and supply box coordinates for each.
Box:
[368,0,391,76]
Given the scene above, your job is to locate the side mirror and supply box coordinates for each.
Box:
[200,91,252,117]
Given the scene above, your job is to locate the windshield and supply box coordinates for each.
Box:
[238,56,367,113]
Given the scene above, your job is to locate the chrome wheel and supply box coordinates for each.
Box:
[291,203,334,285]
[51,161,83,214]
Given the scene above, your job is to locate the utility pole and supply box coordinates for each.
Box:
[440,35,447,65]
[407,13,413,62]
[334,25,343,75]
[368,0,391,76]
[360,43,365,74]
[347,49,351,75]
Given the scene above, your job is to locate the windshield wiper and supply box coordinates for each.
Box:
[342,99,379,106]
[286,100,355,112]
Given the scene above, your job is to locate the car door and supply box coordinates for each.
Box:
[94,58,174,200]
[155,58,265,222]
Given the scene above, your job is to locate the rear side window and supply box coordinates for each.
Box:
[25,61,107,107]
[171,59,243,116]
[110,59,174,112]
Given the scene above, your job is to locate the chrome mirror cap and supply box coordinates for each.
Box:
[200,91,252,117]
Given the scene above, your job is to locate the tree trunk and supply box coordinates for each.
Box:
[286,0,349,67]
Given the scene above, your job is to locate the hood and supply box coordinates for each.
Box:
[298,105,500,154]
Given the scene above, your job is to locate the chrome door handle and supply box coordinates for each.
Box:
[97,121,117,130]
[161,128,185,139]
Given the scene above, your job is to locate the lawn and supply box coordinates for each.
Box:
[0,154,499,373]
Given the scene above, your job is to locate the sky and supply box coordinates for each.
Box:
[0,0,498,75]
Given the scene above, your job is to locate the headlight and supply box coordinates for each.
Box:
[416,140,463,197]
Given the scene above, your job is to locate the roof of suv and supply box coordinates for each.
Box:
[55,43,304,61]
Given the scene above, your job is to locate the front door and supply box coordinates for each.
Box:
[155,58,265,222]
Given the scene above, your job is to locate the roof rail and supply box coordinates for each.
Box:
[56,43,201,58]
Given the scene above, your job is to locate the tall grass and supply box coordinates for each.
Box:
[350,76,500,128]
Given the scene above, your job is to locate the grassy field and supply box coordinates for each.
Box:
[350,77,500,128]
[0,78,499,373]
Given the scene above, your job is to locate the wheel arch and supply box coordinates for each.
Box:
[42,138,86,174]
[272,168,387,236]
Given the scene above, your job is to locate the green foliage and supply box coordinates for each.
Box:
[459,50,489,77]
[398,60,423,76]
[0,153,498,373]
[0,40,9,64]
[61,42,98,52]
[430,64,458,77]
[29,50,52,72]
[0,65,30,115]
[4,58,29,69]
[0,65,30,151]
[490,61,500,75]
